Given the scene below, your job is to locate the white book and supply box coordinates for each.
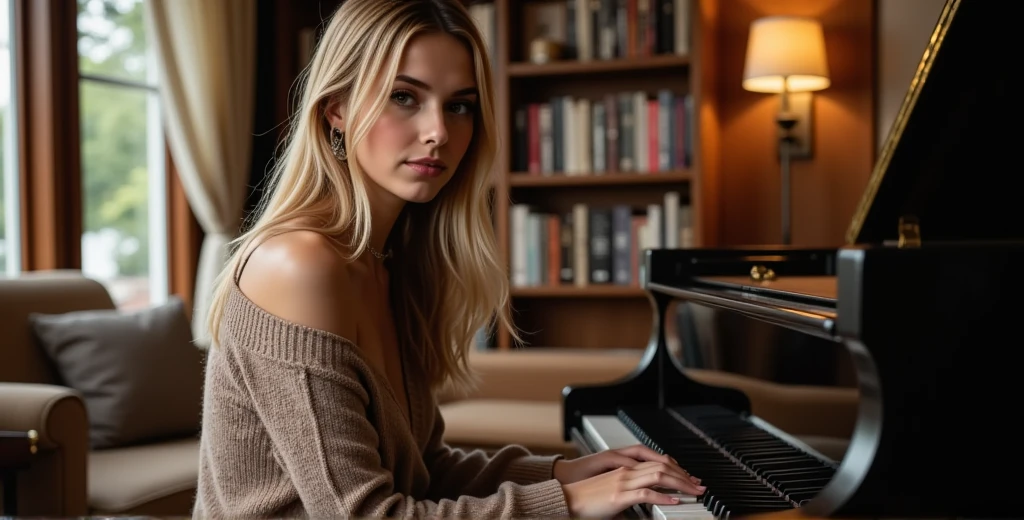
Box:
[573,203,589,287]
[647,203,663,248]
[511,205,530,287]
[562,96,576,174]
[674,0,691,56]
[664,191,680,248]
[576,98,592,174]
[634,91,648,173]
[576,0,592,61]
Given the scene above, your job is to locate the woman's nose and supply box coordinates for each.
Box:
[421,107,449,146]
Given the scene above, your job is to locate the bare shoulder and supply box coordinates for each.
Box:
[237,229,357,341]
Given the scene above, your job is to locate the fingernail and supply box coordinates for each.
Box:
[671,497,681,503]
[697,485,707,490]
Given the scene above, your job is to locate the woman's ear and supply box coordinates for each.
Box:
[325,98,346,130]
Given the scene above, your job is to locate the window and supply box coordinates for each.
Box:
[0,0,20,276]
[77,0,167,308]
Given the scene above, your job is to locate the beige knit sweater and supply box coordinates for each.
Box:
[192,283,570,518]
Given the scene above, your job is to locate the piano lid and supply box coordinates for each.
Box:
[846,0,1022,246]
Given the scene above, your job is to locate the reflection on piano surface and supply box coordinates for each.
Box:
[562,0,1024,518]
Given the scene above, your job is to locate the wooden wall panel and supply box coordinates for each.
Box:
[715,0,875,247]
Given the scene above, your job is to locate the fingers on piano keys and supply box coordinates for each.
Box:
[648,488,712,520]
[582,407,836,520]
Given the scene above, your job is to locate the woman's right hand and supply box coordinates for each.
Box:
[561,460,707,519]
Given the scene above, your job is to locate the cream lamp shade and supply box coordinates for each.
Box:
[743,16,830,93]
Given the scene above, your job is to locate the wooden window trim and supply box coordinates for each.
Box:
[15,0,81,270]
[167,147,203,311]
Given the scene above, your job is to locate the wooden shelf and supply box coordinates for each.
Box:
[509,171,692,188]
[507,54,691,78]
[490,0,709,351]
[511,286,647,298]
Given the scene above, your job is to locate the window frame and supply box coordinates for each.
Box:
[12,0,200,308]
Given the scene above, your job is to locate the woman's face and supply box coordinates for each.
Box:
[331,32,479,207]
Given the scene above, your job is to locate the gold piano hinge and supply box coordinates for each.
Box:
[898,216,921,248]
[750,265,776,282]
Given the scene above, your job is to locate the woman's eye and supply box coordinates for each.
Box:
[391,91,415,106]
[449,101,476,115]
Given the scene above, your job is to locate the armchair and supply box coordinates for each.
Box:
[0,271,197,516]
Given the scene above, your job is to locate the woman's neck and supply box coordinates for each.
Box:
[366,186,405,255]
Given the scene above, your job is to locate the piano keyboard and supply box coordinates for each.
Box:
[582,405,838,519]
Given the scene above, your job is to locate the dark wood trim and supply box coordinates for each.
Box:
[509,171,693,188]
[166,146,202,315]
[511,286,646,299]
[507,54,691,78]
[15,0,81,270]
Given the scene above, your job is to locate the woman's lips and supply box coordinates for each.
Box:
[405,162,444,177]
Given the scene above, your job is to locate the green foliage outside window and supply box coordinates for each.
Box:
[78,0,151,276]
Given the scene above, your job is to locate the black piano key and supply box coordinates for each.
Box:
[618,407,786,517]
[786,490,821,502]
[717,498,791,506]
[722,503,795,519]
[782,486,828,497]
[737,449,806,460]
[706,488,781,499]
[617,404,852,518]
[716,500,790,518]
[766,468,836,481]
[774,477,833,489]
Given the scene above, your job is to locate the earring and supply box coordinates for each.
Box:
[330,127,347,161]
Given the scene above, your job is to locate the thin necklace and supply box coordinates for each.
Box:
[369,245,392,261]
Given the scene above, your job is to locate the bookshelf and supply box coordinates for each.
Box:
[471,0,718,352]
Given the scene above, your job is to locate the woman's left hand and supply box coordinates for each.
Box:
[552,444,702,486]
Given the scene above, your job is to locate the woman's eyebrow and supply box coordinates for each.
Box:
[396,74,478,97]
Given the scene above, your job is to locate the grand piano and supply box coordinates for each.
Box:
[562,1,1023,518]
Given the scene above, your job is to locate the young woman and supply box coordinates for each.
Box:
[193,0,705,517]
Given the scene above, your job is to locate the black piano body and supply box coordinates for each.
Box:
[562,0,1024,517]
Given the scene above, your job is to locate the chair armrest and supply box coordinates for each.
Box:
[0,383,87,450]
[0,383,89,515]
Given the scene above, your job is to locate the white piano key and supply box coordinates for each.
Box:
[651,502,715,520]
[582,415,642,450]
[649,488,700,504]
[666,492,699,504]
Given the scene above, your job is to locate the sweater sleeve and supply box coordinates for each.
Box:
[235,343,569,518]
[423,399,565,500]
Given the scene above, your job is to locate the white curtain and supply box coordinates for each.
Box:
[145,0,256,346]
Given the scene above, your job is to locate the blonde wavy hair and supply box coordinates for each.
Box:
[204,0,514,392]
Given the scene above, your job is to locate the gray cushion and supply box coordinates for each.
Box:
[29,296,204,450]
